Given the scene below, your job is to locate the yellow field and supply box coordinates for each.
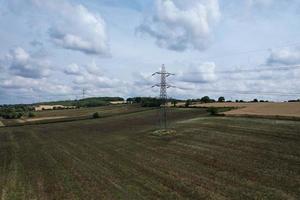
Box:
[193,102,300,118]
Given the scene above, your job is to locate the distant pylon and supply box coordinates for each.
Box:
[82,88,86,99]
[152,64,175,129]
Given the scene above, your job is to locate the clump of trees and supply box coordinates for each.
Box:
[127,97,162,107]
[28,112,35,118]
[0,105,34,119]
[207,107,219,115]
[185,96,216,105]
[93,112,100,118]
[141,98,162,107]
[218,97,225,102]
[288,99,300,102]
[236,100,245,103]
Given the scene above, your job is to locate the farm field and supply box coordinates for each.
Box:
[193,102,300,119]
[0,107,299,199]
[1,104,151,126]
[32,104,139,118]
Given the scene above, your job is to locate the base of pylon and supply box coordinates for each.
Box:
[150,129,177,137]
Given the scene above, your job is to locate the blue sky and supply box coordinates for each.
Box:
[0,0,300,104]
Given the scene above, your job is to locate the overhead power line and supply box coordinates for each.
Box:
[173,87,300,97]
[182,64,300,75]
[201,41,300,61]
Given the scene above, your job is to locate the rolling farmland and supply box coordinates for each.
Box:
[192,102,300,119]
[0,107,299,199]
[1,105,152,126]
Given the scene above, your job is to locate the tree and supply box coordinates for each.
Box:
[253,99,258,102]
[185,99,191,107]
[134,97,142,103]
[93,112,100,118]
[200,96,211,103]
[172,100,177,107]
[140,98,161,107]
[218,97,225,102]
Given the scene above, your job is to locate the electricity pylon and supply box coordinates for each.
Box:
[152,64,175,129]
[82,88,86,99]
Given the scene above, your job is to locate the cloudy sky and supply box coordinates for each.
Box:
[0,0,300,104]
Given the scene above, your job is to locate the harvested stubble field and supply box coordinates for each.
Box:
[32,104,144,118]
[193,102,300,119]
[1,105,151,126]
[0,107,299,199]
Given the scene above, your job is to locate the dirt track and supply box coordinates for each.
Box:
[25,116,67,122]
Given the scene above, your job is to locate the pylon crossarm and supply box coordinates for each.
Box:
[152,72,160,76]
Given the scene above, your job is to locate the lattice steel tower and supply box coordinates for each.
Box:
[152,64,174,129]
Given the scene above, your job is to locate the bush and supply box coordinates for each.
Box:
[207,107,219,115]
[28,112,35,118]
[93,112,100,118]
[185,100,191,108]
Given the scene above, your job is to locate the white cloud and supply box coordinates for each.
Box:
[133,72,156,86]
[0,75,73,96]
[85,61,103,75]
[4,47,51,79]
[267,48,300,65]
[63,61,103,76]
[247,0,273,7]
[178,62,217,83]
[137,0,220,51]
[73,74,121,89]
[63,61,121,89]
[33,1,109,55]
[64,63,81,75]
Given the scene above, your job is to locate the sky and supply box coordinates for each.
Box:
[0,0,300,104]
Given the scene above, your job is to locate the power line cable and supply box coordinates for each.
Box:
[178,64,300,75]
[173,87,300,96]
[201,41,300,61]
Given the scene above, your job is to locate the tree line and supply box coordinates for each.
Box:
[0,105,35,119]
